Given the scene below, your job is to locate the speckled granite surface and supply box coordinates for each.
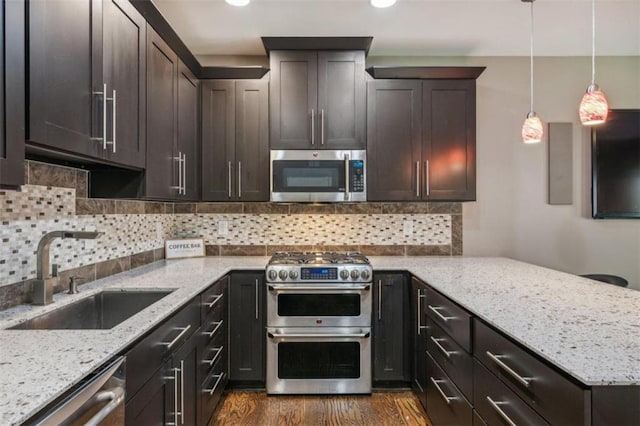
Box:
[0,256,639,425]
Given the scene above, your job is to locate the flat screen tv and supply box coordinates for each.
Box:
[591,109,640,219]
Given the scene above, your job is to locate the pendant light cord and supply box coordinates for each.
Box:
[529,0,534,112]
[591,0,596,84]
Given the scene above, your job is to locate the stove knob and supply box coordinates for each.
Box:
[340,269,349,280]
[279,270,289,280]
[350,270,360,280]
[289,270,298,280]
[360,270,370,280]
[268,269,278,281]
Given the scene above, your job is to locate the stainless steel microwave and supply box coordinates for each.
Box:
[270,150,366,202]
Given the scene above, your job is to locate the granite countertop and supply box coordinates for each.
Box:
[1,256,639,425]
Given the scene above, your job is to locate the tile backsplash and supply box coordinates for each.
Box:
[0,161,462,309]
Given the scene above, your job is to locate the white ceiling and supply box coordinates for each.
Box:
[152,0,640,59]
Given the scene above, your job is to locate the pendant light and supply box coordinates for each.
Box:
[371,0,397,8]
[579,0,608,125]
[225,0,250,6]
[521,0,543,144]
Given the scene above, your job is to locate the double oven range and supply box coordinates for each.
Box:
[265,252,373,394]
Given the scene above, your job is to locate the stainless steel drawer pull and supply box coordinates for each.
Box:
[179,360,185,425]
[204,346,224,366]
[430,336,455,358]
[204,372,225,395]
[255,279,259,320]
[486,351,533,388]
[430,377,458,404]
[205,320,224,338]
[206,294,224,308]
[163,325,192,349]
[417,291,427,335]
[378,279,382,320]
[268,331,370,339]
[268,284,370,292]
[428,305,455,322]
[486,396,517,426]
[164,367,180,426]
[83,386,125,426]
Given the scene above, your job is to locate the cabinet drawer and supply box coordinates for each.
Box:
[427,316,473,400]
[201,351,228,425]
[126,298,200,399]
[425,286,472,352]
[200,326,226,380]
[473,359,549,426]
[426,352,473,426]
[201,277,228,323]
[474,319,589,425]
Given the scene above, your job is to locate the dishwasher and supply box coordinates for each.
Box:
[31,356,126,426]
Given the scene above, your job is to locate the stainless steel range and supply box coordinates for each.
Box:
[265,252,373,395]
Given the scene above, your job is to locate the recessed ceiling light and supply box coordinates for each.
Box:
[371,0,396,8]
[226,0,250,6]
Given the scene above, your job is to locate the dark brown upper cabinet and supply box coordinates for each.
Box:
[202,80,269,202]
[367,79,477,201]
[0,0,25,188]
[177,62,200,201]
[28,0,146,168]
[270,50,365,150]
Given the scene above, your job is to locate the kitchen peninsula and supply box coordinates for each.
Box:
[0,256,638,425]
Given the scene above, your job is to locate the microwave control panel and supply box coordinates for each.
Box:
[349,161,365,192]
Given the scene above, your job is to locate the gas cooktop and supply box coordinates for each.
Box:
[266,252,372,283]
[268,251,370,266]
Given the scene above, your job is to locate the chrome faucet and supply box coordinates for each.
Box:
[34,231,103,305]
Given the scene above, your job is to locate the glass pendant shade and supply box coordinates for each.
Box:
[579,84,609,125]
[522,112,544,144]
[225,0,250,6]
[371,0,397,8]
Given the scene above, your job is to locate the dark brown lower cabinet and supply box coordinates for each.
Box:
[372,273,410,384]
[125,357,174,425]
[426,352,472,426]
[411,277,428,410]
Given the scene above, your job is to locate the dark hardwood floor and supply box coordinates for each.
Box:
[210,390,432,426]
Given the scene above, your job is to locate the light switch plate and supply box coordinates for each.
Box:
[403,220,414,236]
[218,220,229,236]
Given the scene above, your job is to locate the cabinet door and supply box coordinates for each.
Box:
[145,26,178,199]
[102,0,146,168]
[269,51,317,149]
[372,273,410,383]
[0,0,25,187]
[173,331,200,426]
[317,51,365,150]
[411,277,428,410]
[229,272,265,384]
[423,80,476,200]
[367,80,422,201]
[201,80,235,201]
[29,0,102,157]
[177,61,200,200]
[125,358,174,425]
[236,80,269,201]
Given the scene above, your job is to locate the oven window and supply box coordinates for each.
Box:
[273,160,345,192]
[278,342,360,379]
[278,294,361,317]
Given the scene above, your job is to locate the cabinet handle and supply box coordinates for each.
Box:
[110,89,116,153]
[204,320,224,338]
[430,336,456,358]
[182,153,186,195]
[430,377,458,404]
[165,367,179,426]
[320,109,325,145]
[203,346,224,366]
[255,279,259,320]
[311,109,315,145]
[428,305,455,322]
[238,161,242,198]
[203,372,225,395]
[377,279,382,320]
[206,294,224,309]
[417,291,427,335]
[91,83,108,148]
[486,396,517,426]
[425,160,430,197]
[344,153,350,201]
[172,152,183,194]
[179,360,185,425]
[416,161,421,197]
[486,351,533,388]
[228,161,232,198]
[163,324,192,349]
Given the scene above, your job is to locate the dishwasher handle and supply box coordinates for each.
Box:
[84,386,125,426]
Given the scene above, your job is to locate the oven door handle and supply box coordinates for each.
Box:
[268,331,370,339]
[268,284,370,292]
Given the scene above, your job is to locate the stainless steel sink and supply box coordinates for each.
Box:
[9,289,175,330]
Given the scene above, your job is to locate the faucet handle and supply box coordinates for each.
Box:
[52,264,59,277]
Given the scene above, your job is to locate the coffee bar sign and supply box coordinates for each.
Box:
[165,238,205,259]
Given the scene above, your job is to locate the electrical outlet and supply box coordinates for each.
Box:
[218,220,229,236]
[403,220,414,236]
[156,222,163,240]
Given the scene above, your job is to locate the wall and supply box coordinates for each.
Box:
[367,55,640,289]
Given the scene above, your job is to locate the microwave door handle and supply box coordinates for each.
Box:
[344,154,350,201]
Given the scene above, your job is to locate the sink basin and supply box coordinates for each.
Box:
[9,289,175,330]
